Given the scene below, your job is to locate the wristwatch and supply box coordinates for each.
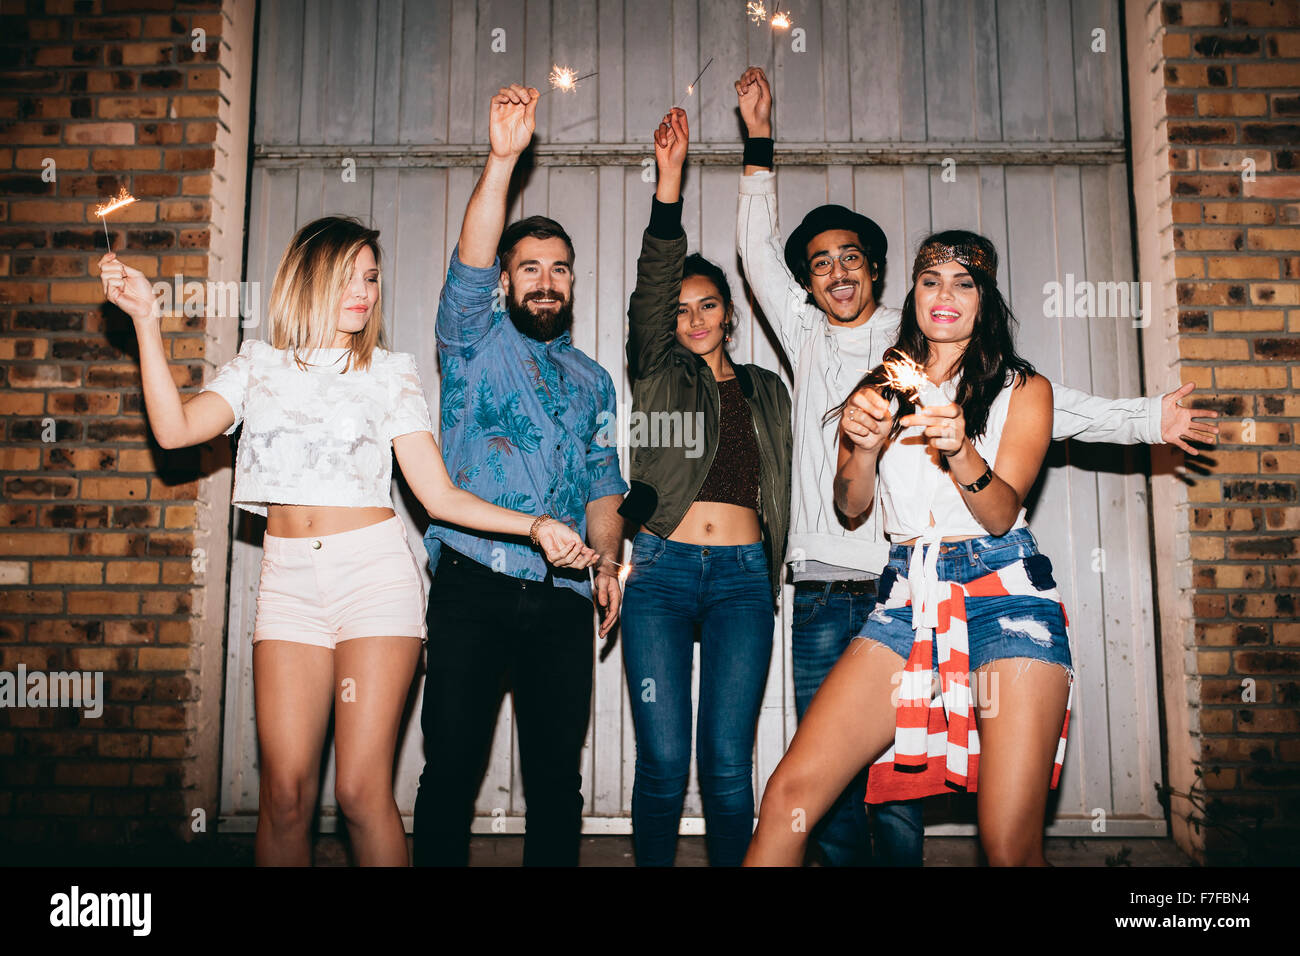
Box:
[959,464,994,493]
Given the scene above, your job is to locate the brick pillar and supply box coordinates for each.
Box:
[1126,0,1300,865]
[0,0,253,850]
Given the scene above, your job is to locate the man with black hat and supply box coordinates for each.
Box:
[733,66,1218,867]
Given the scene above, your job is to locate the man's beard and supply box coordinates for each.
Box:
[508,289,574,342]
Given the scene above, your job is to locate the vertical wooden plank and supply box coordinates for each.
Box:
[928,163,980,232]
[1072,0,1115,141]
[697,0,749,145]
[923,0,975,141]
[971,0,1002,141]
[996,0,1048,141]
[852,166,906,310]
[297,2,327,144]
[820,0,852,144]
[976,165,1012,295]
[596,0,625,143]
[446,0,478,145]
[522,0,553,141]
[253,0,304,146]
[1044,0,1079,141]
[399,0,450,145]
[323,0,379,146]
[849,0,901,142]
[898,0,927,141]
[547,0,599,143]
[372,0,404,145]
[671,0,698,133]
[622,0,674,138]
[772,0,823,142]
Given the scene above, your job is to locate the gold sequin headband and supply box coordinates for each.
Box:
[911,241,997,282]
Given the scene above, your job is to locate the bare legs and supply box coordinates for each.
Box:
[744,638,903,865]
[253,636,422,866]
[745,646,1070,867]
[973,659,1070,866]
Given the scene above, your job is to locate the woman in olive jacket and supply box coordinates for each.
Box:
[617,108,792,866]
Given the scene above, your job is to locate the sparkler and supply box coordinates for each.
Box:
[770,10,793,29]
[539,64,598,97]
[93,186,137,250]
[879,349,948,409]
[747,2,768,24]
[674,56,714,108]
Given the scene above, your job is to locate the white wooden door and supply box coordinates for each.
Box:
[220,0,1164,837]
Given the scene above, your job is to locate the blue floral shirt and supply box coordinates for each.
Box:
[424,246,627,599]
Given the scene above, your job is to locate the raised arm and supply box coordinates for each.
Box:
[99,252,235,449]
[438,86,538,353]
[627,108,689,381]
[734,66,822,361]
[1051,379,1220,454]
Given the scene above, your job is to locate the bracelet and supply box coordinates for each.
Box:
[743,137,774,168]
[959,465,995,494]
[529,513,554,547]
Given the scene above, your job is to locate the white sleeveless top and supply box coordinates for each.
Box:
[201,339,434,517]
[877,373,1027,541]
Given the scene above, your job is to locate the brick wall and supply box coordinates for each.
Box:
[0,0,252,852]
[1129,0,1299,865]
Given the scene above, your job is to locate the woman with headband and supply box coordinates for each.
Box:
[744,229,1072,867]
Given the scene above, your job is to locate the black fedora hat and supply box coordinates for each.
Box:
[784,204,888,286]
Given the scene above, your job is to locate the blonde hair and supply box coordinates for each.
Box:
[267,216,386,371]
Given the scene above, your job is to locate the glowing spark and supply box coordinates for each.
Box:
[94,186,136,250]
[880,349,947,407]
[618,560,633,588]
[770,10,792,29]
[541,66,597,97]
[549,64,578,92]
[674,56,714,108]
[94,186,137,219]
[747,2,768,24]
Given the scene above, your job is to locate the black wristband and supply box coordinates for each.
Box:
[743,137,774,169]
[959,465,995,493]
[647,196,685,240]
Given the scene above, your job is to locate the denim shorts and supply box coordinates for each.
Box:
[856,528,1072,675]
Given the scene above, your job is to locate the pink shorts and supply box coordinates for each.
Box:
[253,516,428,648]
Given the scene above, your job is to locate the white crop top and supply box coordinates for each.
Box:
[877,374,1027,541]
[200,339,434,516]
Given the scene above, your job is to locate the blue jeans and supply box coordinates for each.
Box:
[620,533,775,866]
[792,582,925,866]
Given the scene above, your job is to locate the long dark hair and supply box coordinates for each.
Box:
[825,229,1034,445]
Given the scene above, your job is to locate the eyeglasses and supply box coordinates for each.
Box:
[809,250,866,276]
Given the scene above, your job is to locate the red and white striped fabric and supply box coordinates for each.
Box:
[864,538,1074,804]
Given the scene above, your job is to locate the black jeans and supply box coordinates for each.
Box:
[413,547,595,867]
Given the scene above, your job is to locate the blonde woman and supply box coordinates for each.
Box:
[98,216,598,866]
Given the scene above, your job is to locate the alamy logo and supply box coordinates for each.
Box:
[49,886,151,936]
[1042,274,1151,327]
[0,665,103,719]
[594,405,706,459]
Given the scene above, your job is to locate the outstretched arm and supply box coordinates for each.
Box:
[393,430,598,569]
[1051,380,1220,454]
[734,66,822,361]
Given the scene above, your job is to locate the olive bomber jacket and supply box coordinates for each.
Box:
[617,197,793,603]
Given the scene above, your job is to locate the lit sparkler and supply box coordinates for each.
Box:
[747,2,768,24]
[674,56,714,108]
[880,348,948,408]
[93,186,137,250]
[540,64,598,97]
[770,10,793,29]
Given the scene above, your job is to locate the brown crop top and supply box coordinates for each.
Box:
[695,378,761,509]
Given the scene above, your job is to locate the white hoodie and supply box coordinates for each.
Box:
[737,169,1163,579]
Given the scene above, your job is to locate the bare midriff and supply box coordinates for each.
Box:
[668,501,761,546]
[896,513,981,546]
[265,504,396,538]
